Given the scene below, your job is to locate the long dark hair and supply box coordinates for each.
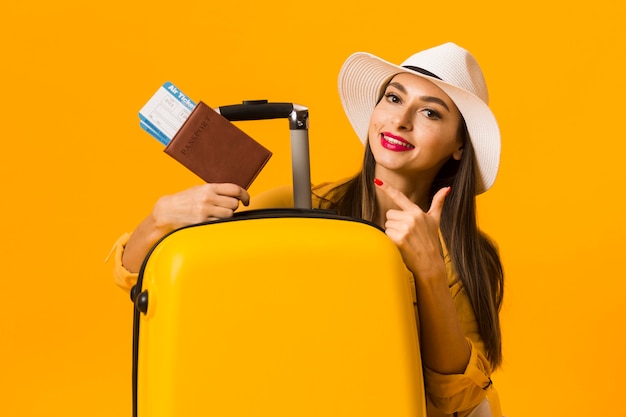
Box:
[319,125,504,369]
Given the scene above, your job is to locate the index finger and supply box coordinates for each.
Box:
[374,178,418,212]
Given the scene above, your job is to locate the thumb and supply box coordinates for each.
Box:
[428,186,452,221]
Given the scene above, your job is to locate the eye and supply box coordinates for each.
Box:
[422,108,441,119]
[384,92,401,104]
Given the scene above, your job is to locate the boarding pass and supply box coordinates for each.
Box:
[139,82,196,145]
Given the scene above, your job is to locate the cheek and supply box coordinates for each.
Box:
[367,114,384,141]
[432,124,461,147]
[368,122,381,135]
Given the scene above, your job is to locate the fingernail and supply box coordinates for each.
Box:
[374,178,383,186]
[446,187,452,196]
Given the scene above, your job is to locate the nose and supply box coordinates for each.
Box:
[391,108,413,131]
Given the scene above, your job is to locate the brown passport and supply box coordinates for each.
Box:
[164,101,272,189]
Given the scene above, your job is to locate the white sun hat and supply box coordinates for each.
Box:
[338,42,500,194]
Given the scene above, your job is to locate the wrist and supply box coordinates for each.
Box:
[411,260,447,289]
[150,195,177,235]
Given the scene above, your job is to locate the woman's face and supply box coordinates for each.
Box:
[368,72,464,180]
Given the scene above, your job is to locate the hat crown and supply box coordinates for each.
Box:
[401,42,489,104]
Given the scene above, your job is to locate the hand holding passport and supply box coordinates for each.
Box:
[138,82,272,189]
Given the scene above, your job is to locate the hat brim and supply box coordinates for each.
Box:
[338,52,500,194]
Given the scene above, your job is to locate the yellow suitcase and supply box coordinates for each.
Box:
[130,102,426,416]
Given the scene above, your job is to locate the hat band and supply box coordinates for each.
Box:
[403,66,442,81]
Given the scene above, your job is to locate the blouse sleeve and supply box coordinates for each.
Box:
[107,232,139,293]
[423,337,493,413]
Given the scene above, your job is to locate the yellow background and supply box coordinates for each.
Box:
[1,1,624,416]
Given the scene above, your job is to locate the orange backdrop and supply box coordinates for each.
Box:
[2,1,625,416]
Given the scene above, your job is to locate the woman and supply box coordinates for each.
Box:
[111,42,504,416]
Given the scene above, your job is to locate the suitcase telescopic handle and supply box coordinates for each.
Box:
[217,100,312,210]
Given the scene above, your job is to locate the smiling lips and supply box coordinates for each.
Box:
[380,132,415,152]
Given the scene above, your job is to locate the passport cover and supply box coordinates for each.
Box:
[164,101,272,189]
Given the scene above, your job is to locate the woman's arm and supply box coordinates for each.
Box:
[122,183,250,273]
[375,182,470,374]
[412,263,470,374]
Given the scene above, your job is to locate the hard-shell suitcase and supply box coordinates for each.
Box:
[130,101,427,416]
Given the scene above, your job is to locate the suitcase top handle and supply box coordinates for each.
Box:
[217,100,309,130]
[217,100,312,209]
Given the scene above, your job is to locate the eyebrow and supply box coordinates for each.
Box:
[387,81,450,112]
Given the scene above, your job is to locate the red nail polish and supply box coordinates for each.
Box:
[446,187,452,195]
[374,178,383,186]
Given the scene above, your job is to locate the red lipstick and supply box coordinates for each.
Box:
[380,132,415,152]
